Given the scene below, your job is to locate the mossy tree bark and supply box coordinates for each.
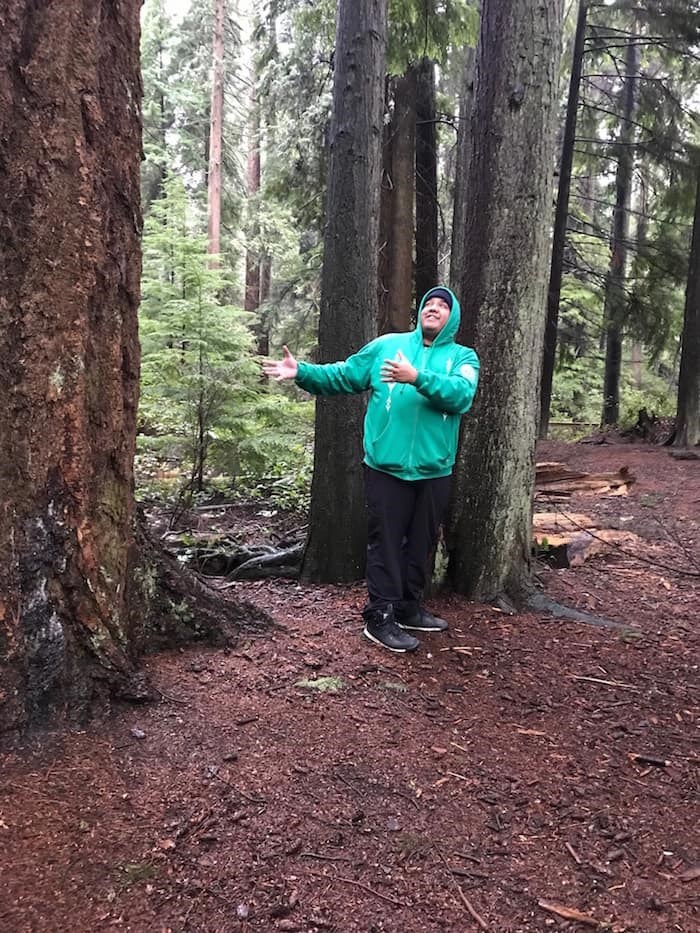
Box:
[301,0,387,582]
[448,0,564,602]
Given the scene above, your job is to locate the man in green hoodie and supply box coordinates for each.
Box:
[262,286,479,653]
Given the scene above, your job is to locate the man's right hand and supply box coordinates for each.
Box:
[262,345,298,381]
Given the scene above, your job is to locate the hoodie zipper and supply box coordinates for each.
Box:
[407,344,428,471]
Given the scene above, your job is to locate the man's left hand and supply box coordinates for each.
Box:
[380,350,417,385]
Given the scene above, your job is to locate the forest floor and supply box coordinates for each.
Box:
[1,441,698,933]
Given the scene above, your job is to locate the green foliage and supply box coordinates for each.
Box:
[387,0,478,73]
[137,173,316,503]
[139,175,258,489]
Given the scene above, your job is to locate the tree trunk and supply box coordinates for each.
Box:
[449,0,564,602]
[601,28,638,426]
[258,253,272,358]
[0,0,143,729]
[674,161,700,447]
[386,68,417,332]
[207,0,225,259]
[450,47,475,290]
[415,57,438,302]
[539,0,587,438]
[244,85,262,333]
[301,0,387,583]
[378,77,393,332]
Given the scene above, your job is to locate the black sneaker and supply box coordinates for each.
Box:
[363,606,419,653]
[395,604,448,633]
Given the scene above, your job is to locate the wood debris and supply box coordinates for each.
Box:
[629,753,671,768]
[537,899,602,927]
[533,510,640,568]
[535,461,636,498]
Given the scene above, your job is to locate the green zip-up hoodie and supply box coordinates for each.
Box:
[295,287,479,481]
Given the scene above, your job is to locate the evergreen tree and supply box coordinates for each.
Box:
[449,0,565,601]
[139,175,260,496]
[301,0,389,583]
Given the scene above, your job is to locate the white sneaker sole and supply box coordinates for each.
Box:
[362,627,419,653]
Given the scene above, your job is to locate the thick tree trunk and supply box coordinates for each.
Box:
[207,0,225,258]
[415,57,439,302]
[301,0,387,583]
[601,29,638,425]
[0,0,143,729]
[386,68,417,332]
[449,0,564,602]
[450,47,475,290]
[539,0,588,438]
[674,162,700,447]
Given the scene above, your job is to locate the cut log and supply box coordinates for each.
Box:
[535,462,635,498]
[534,527,640,569]
[533,511,600,532]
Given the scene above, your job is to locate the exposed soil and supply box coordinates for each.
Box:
[1,442,698,933]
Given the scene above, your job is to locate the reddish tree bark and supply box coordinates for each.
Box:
[244,86,261,316]
[207,0,225,258]
[0,0,143,728]
[386,68,417,332]
[602,28,638,425]
[415,57,439,302]
[675,162,700,447]
[540,0,588,437]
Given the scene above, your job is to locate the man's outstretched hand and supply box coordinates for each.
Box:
[262,345,298,381]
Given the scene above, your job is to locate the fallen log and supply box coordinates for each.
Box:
[535,462,635,498]
[229,543,305,580]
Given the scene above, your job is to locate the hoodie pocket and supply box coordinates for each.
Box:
[367,423,412,471]
[411,414,454,474]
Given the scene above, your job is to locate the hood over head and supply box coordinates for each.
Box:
[416,286,461,345]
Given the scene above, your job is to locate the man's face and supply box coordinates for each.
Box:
[420,297,451,340]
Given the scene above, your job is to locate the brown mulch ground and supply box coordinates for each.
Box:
[1,442,698,933]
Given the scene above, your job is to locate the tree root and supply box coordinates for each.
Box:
[527,592,641,634]
[129,512,276,658]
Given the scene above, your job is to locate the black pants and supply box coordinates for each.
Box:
[364,466,451,613]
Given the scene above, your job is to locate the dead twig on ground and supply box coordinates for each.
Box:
[538,899,601,927]
[456,885,489,930]
[571,675,640,690]
[152,685,192,706]
[629,753,671,768]
[307,870,409,907]
[565,842,582,865]
[432,845,489,929]
[300,851,351,863]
